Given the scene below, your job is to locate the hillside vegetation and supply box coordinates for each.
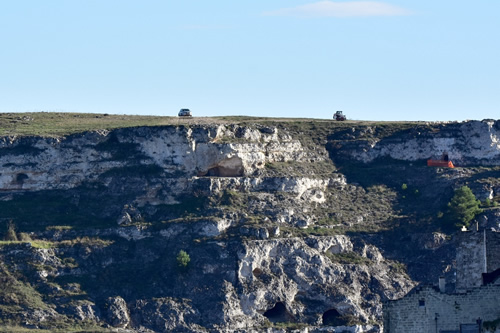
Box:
[0,112,425,137]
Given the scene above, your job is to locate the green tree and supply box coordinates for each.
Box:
[176,250,190,269]
[447,186,482,228]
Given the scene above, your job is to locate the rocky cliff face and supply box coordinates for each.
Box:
[331,120,500,166]
[0,119,499,332]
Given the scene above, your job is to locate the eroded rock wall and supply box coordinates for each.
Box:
[331,120,500,166]
[0,119,498,332]
[0,124,305,192]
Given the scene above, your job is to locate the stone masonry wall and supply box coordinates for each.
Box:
[456,231,487,291]
[383,285,500,333]
[456,230,500,291]
[486,231,500,274]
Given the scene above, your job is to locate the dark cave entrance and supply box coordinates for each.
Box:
[197,157,244,177]
[263,302,294,323]
[16,173,29,184]
[198,165,244,177]
[322,308,348,326]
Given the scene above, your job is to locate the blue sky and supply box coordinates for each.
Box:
[0,1,498,121]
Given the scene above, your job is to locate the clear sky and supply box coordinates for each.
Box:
[1,1,498,121]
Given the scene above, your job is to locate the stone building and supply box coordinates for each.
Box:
[456,229,500,291]
[383,229,500,333]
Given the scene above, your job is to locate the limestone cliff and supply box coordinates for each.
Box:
[0,118,499,332]
[331,120,500,166]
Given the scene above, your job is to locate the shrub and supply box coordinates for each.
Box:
[5,221,18,241]
[483,198,495,208]
[325,251,371,265]
[447,186,482,228]
[176,250,190,268]
[17,232,32,242]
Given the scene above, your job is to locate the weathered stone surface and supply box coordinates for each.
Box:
[106,296,131,328]
[0,120,499,332]
[131,298,202,333]
[0,125,306,192]
[236,237,415,325]
[332,120,500,166]
[383,285,500,333]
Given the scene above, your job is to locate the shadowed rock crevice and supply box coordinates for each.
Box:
[322,308,348,326]
[16,173,29,184]
[263,302,295,323]
[198,156,244,177]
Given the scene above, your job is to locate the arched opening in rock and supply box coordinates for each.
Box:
[16,173,29,184]
[263,302,294,323]
[198,157,244,177]
[322,308,348,326]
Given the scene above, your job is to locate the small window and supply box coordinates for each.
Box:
[419,299,425,307]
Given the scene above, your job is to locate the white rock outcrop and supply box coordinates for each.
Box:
[236,236,415,325]
[344,120,500,166]
[0,125,306,192]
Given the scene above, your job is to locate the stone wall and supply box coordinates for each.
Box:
[384,230,500,332]
[487,231,500,274]
[383,285,500,333]
[456,230,500,291]
[456,231,487,291]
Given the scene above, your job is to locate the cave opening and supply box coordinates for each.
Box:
[16,173,29,184]
[206,165,243,177]
[263,302,294,323]
[197,157,244,177]
[322,308,348,326]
